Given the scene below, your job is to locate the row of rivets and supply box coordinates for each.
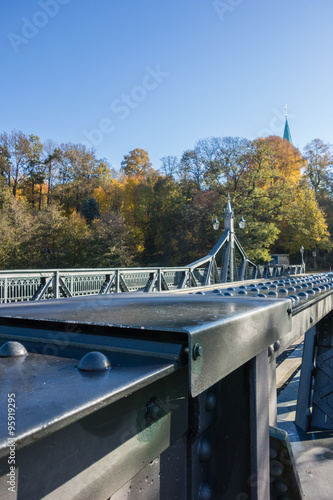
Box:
[0,341,111,371]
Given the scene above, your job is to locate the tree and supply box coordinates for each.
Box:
[179,150,205,189]
[87,212,135,267]
[31,205,67,267]
[53,143,103,214]
[196,136,250,191]
[303,139,333,196]
[160,155,179,178]
[81,197,101,224]
[120,148,154,177]
[0,130,30,197]
[0,194,36,269]
[0,143,11,183]
[57,212,91,267]
[43,140,61,205]
[231,137,329,261]
[23,134,45,209]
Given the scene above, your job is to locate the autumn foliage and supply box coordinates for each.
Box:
[0,131,332,269]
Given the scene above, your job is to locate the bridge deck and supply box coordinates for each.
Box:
[278,357,333,500]
[0,273,332,499]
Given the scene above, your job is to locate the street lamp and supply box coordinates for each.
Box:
[213,216,245,231]
[212,218,220,231]
[239,217,246,229]
[300,246,304,268]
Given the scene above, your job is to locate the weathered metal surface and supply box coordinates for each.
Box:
[0,365,188,500]
[0,273,333,498]
[0,347,179,458]
[0,265,309,303]
[269,426,304,500]
[0,293,291,397]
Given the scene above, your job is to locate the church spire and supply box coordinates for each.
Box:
[283,105,292,143]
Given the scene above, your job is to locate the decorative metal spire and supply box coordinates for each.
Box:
[224,195,234,232]
[283,105,292,143]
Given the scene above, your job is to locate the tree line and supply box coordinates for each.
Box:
[0,129,332,270]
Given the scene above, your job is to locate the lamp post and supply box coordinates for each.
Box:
[239,217,246,230]
[188,198,256,285]
[212,218,220,231]
[300,246,305,272]
[216,197,246,281]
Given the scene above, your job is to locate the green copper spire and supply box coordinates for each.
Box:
[283,105,292,143]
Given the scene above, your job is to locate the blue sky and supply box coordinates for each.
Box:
[1,0,332,170]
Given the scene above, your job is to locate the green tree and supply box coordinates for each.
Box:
[54,143,104,214]
[0,194,36,269]
[87,212,135,267]
[179,150,205,190]
[303,139,333,197]
[23,134,45,209]
[31,205,67,267]
[81,197,101,224]
[58,212,91,267]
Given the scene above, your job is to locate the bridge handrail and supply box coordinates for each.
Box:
[0,263,306,303]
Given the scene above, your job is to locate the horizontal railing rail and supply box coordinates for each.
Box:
[0,264,306,303]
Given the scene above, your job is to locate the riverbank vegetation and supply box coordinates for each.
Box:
[0,130,331,269]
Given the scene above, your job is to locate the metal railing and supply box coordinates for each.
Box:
[0,267,203,303]
[0,263,306,303]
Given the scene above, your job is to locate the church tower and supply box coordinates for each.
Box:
[283,105,292,143]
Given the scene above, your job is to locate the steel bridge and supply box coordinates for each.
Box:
[0,272,333,499]
[0,201,304,304]
[0,202,326,499]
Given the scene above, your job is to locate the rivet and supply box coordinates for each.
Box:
[0,341,27,357]
[193,343,203,360]
[274,480,288,493]
[205,391,217,412]
[318,401,322,405]
[198,482,212,500]
[198,438,212,462]
[274,341,281,352]
[271,463,283,476]
[78,351,111,371]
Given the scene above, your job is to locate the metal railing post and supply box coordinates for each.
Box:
[116,270,120,293]
[54,271,60,299]
[4,277,8,304]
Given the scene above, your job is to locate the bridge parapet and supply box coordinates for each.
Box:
[0,264,307,303]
